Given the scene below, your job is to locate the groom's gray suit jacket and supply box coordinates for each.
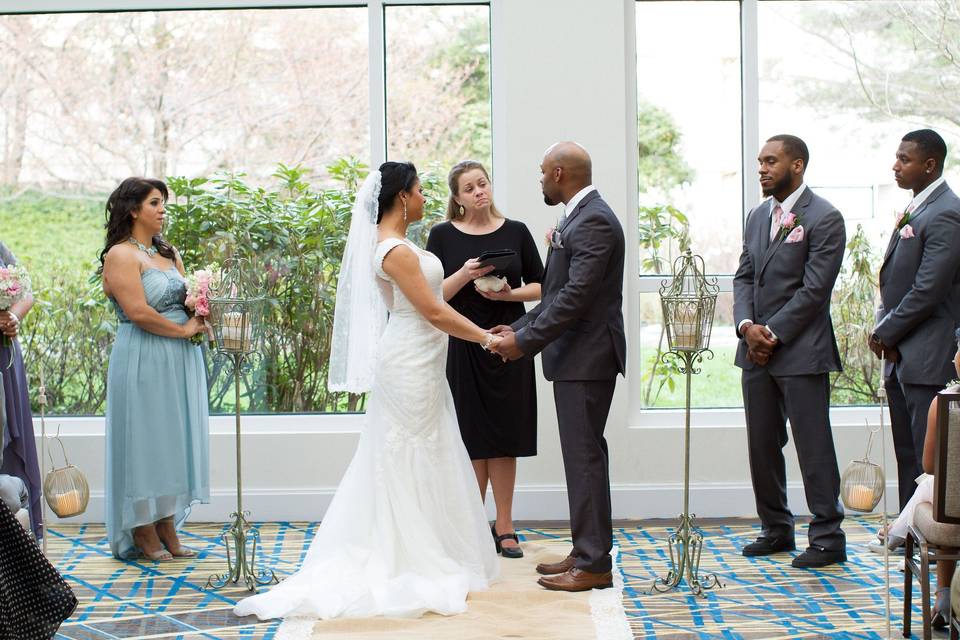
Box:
[733,186,845,375]
[875,182,960,386]
[512,190,626,380]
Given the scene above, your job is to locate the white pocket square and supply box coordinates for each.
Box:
[784,225,804,243]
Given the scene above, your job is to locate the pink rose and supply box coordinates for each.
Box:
[785,225,804,244]
[195,297,210,317]
[899,224,915,239]
[184,294,198,310]
[895,211,907,228]
[544,226,555,247]
[780,212,797,229]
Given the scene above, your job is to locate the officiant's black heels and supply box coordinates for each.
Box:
[492,523,524,559]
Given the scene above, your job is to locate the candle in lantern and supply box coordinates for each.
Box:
[53,489,82,516]
[845,483,876,511]
[672,306,699,350]
[220,311,253,352]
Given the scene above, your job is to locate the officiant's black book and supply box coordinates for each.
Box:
[476,249,516,272]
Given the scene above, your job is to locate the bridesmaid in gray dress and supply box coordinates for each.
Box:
[0,240,42,541]
[100,177,209,561]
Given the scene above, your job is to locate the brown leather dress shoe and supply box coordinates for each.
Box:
[535,554,575,575]
[537,568,613,592]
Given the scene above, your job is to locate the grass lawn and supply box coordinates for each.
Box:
[0,192,105,283]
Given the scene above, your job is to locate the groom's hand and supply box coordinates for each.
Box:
[490,331,524,362]
[489,324,514,337]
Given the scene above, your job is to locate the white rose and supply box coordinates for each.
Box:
[474,275,507,292]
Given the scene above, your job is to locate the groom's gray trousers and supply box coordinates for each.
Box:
[554,378,617,574]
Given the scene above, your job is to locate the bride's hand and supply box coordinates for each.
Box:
[460,258,494,281]
[482,332,502,352]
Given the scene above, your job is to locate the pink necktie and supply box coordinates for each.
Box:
[770,204,783,242]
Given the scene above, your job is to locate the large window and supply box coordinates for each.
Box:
[385,4,491,170]
[636,1,742,408]
[0,4,492,416]
[637,0,960,409]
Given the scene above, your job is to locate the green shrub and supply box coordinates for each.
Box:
[164,160,447,413]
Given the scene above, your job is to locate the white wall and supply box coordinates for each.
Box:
[34,0,901,527]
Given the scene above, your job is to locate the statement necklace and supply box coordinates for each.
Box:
[128,236,158,257]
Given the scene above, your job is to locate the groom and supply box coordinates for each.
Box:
[491,141,626,592]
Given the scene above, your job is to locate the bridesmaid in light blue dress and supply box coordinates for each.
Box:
[100,177,209,561]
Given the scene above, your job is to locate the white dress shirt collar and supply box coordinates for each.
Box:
[908,176,946,212]
[564,185,597,218]
[771,183,807,216]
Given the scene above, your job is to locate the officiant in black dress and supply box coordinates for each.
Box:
[426,160,543,560]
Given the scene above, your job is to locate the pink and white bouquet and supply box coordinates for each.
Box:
[184,265,218,344]
[0,264,31,348]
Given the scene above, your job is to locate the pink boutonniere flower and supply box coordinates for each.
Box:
[776,210,801,241]
[544,226,555,248]
[899,224,915,239]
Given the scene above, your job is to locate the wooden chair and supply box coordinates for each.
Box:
[904,389,960,639]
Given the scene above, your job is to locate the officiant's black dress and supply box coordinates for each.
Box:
[426,219,543,459]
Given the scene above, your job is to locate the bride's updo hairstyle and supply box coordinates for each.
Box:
[376,161,418,223]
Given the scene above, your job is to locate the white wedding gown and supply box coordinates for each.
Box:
[234,238,499,628]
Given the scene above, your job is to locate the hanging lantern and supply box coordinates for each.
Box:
[42,431,90,519]
[841,425,885,512]
[206,258,266,356]
[659,250,718,353]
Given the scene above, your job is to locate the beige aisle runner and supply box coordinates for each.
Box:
[290,542,627,640]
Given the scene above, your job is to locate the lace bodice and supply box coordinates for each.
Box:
[374,238,444,313]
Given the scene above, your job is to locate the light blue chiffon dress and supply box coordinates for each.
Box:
[105,266,210,559]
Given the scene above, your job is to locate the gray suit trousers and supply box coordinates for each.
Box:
[742,368,845,550]
[553,379,616,573]
[885,367,940,510]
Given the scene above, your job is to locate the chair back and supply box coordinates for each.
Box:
[934,389,960,524]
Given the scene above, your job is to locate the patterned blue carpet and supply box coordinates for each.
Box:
[47,516,928,639]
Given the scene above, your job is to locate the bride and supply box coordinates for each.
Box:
[234,162,501,627]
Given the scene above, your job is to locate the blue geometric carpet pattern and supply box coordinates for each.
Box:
[47,516,924,639]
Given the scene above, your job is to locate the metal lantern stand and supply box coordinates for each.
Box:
[649,250,723,597]
[204,258,277,593]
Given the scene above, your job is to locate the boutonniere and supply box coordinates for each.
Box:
[546,226,563,249]
[777,211,802,241]
[895,209,912,230]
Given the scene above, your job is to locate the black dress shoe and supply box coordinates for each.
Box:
[791,545,846,568]
[742,535,796,557]
[491,524,524,559]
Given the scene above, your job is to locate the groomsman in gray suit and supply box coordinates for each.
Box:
[492,141,626,592]
[733,135,847,568]
[870,129,960,513]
